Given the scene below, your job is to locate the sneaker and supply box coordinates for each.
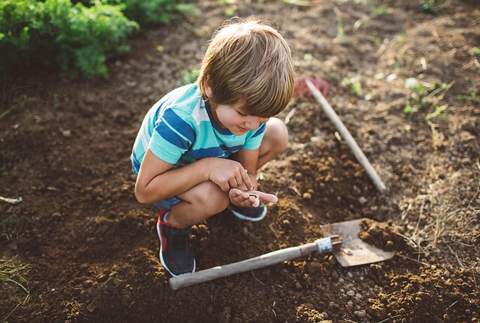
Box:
[228,202,267,222]
[157,210,196,277]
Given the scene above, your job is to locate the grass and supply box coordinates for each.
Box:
[0,257,30,323]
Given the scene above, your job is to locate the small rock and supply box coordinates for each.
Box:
[347,290,355,297]
[404,188,413,197]
[347,272,353,278]
[86,302,95,313]
[306,261,320,274]
[303,192,312,200]
[358,197,367,204]
[355,293,362,300]
[83,280,93,288]
[331,270,339,281]
[62,129,72,138]
[354,310,366,318]
[328,255,336,265]
[97,274,108,282]
[218,306,231,323]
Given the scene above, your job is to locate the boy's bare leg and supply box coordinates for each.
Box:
[165,181,229,228]
[257,117,289,170]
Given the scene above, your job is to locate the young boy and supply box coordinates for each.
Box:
[131,18,295,277]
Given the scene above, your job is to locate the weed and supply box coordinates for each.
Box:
[342,77,363,96]
[353,18,369,32]
[303,53,341,82]
[403,78,453,122]
[340,76,374,100]
[371,5,387,16]
[177,68,199,87]
[333,7,349,44]
[419,0,436,14]
[456,80,479,104]
[470,47,480,57]
[0,213,22,227]
[0,257,30,323]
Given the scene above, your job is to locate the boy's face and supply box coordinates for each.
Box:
[212,101,270,135]
[205,83,270,135]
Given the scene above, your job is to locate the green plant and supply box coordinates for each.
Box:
[104,0,197,25]
[471,47,480,57]
[456,80,479,103]
[333,8,348,44]
[177,68,199,87]
[0,0,139,80]
[419,0,436,14]
[342,76,364,97]
[403,78,453,121]
[0,257,30,323]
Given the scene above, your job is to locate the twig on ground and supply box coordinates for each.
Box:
[268,224,279,239]
[471,268,478,294]
[379,315,401,323]
[250,271,266,285]
[447,245,465,269]
[446,300,459,311]
[284,108,296,125]
[0,96,35,121]
[401,203,412,222]
[288,185,301,196]
[396,254,430,266]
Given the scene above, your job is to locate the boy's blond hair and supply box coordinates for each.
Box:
[197,17,295,118]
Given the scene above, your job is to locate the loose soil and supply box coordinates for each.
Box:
[1,0,479,322]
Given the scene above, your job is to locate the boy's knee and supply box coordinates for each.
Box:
[191,182,230,215]
[267,118,289,154]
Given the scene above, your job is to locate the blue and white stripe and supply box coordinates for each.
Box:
[131,84,266,174]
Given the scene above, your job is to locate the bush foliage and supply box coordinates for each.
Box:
[0,0,191,81]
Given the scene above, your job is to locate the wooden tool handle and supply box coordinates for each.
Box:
[305,80,387,193]
[169,238,333,290]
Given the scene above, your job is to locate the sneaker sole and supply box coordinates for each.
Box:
[157,221,196,277]
[228,206,267,222]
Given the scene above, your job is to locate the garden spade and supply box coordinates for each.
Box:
[169,218,394,290]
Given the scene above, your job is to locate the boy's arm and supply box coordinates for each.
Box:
[135,149,253,204]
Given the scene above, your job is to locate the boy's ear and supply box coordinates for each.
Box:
[204,78,213,98]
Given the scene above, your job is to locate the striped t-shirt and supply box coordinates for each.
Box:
[131,83,266,174]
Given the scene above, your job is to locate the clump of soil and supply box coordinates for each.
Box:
[359,218,405,252]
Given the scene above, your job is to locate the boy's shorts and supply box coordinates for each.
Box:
[153,196,182,210]
[132,159,182,211]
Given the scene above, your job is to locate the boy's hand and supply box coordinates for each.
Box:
[229,188,278,207]
[207,159,254,192]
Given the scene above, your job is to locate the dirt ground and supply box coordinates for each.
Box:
[1,0,479,322]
